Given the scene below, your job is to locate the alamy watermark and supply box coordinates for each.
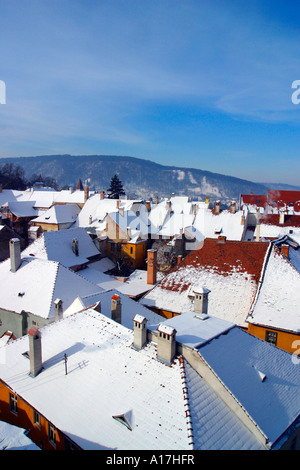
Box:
[0,80,6,104]
[291,80,300,104]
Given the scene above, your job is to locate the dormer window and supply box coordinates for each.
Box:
[112,414,132,431]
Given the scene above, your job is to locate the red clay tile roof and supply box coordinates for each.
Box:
[259,214,300,228]
[241,194,267,206]
[160,238,269,292]
[267,190,300,210]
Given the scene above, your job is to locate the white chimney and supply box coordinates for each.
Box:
[279,210,285,225]
[193,287,210,314]
[156,324,177,364]
[133,314,148,350]
[10,238,21,273]
[28,327,42,377]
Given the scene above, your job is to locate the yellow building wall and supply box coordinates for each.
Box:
[0,380,77,450]
[32,222,59,232]
[247,323,300,355]
[107,241,146,269]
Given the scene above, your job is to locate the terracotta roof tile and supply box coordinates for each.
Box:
[260,214,300,228]
[160,239,269,293]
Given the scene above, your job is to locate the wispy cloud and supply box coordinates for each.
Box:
[0,0,299,183]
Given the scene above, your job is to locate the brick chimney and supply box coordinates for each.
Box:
[281,244,289,258]
[145,201,151,212]
[28,327,42,377]
[133,314,148,350]
[84,185,89,203]
[111,294,122,324]
[54,299,63,321]
[100,191,105,200]
[177,254,183,265]
[193,287,210,314]
[147,249,157,285]
[156,324,177,364]
[10,238,21,273]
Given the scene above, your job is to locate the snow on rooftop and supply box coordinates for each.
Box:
[23,228,100,268]
[247,246,300,333]
[0,309,192,450]
[65,289,164,330]
[31,203,80,224]
[184,361,264,450]
[141,265,257,327]
[0,256,103,319]
[198,327,300,448]
[0,421,40,450]
[141,239,269,327]
[153,311,235,349]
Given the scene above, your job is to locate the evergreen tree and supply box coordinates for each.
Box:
[107,174,125,199]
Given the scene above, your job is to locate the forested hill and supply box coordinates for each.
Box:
[0,154,296,202]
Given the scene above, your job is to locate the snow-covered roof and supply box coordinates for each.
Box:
[0,308,271,450]
[64,288,164,329]
[198,326,300,448]
[0,309,192,450]
[22,227,100,268]
[78,264,164,298]
[0,256,103,319]
[0,421,40,450]
[141,239,269,327]
[152,311,235,349]
[193,207,245,241]
[2,201,37,218]
[31,204,80,225]
[247,245,300,333]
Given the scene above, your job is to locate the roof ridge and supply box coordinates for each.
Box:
[179,356,194,449]
[48,261,60,319]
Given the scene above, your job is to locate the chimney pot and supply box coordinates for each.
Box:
[193,287,210,314]
[133,314,148,349]
[156,324,177,364]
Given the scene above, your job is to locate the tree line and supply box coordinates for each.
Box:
[0,162,126,198]
[0,162,59,190]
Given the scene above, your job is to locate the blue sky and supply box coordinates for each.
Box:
[0,0,300,185]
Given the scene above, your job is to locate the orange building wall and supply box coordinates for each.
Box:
[107,241,146,269]
[247,323,300,355]
[0,380,78,450]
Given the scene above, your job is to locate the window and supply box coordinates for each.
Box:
[48,423,56,447]
[9,393,18,415]
[34,410,41,428]
[265,330,277,346]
